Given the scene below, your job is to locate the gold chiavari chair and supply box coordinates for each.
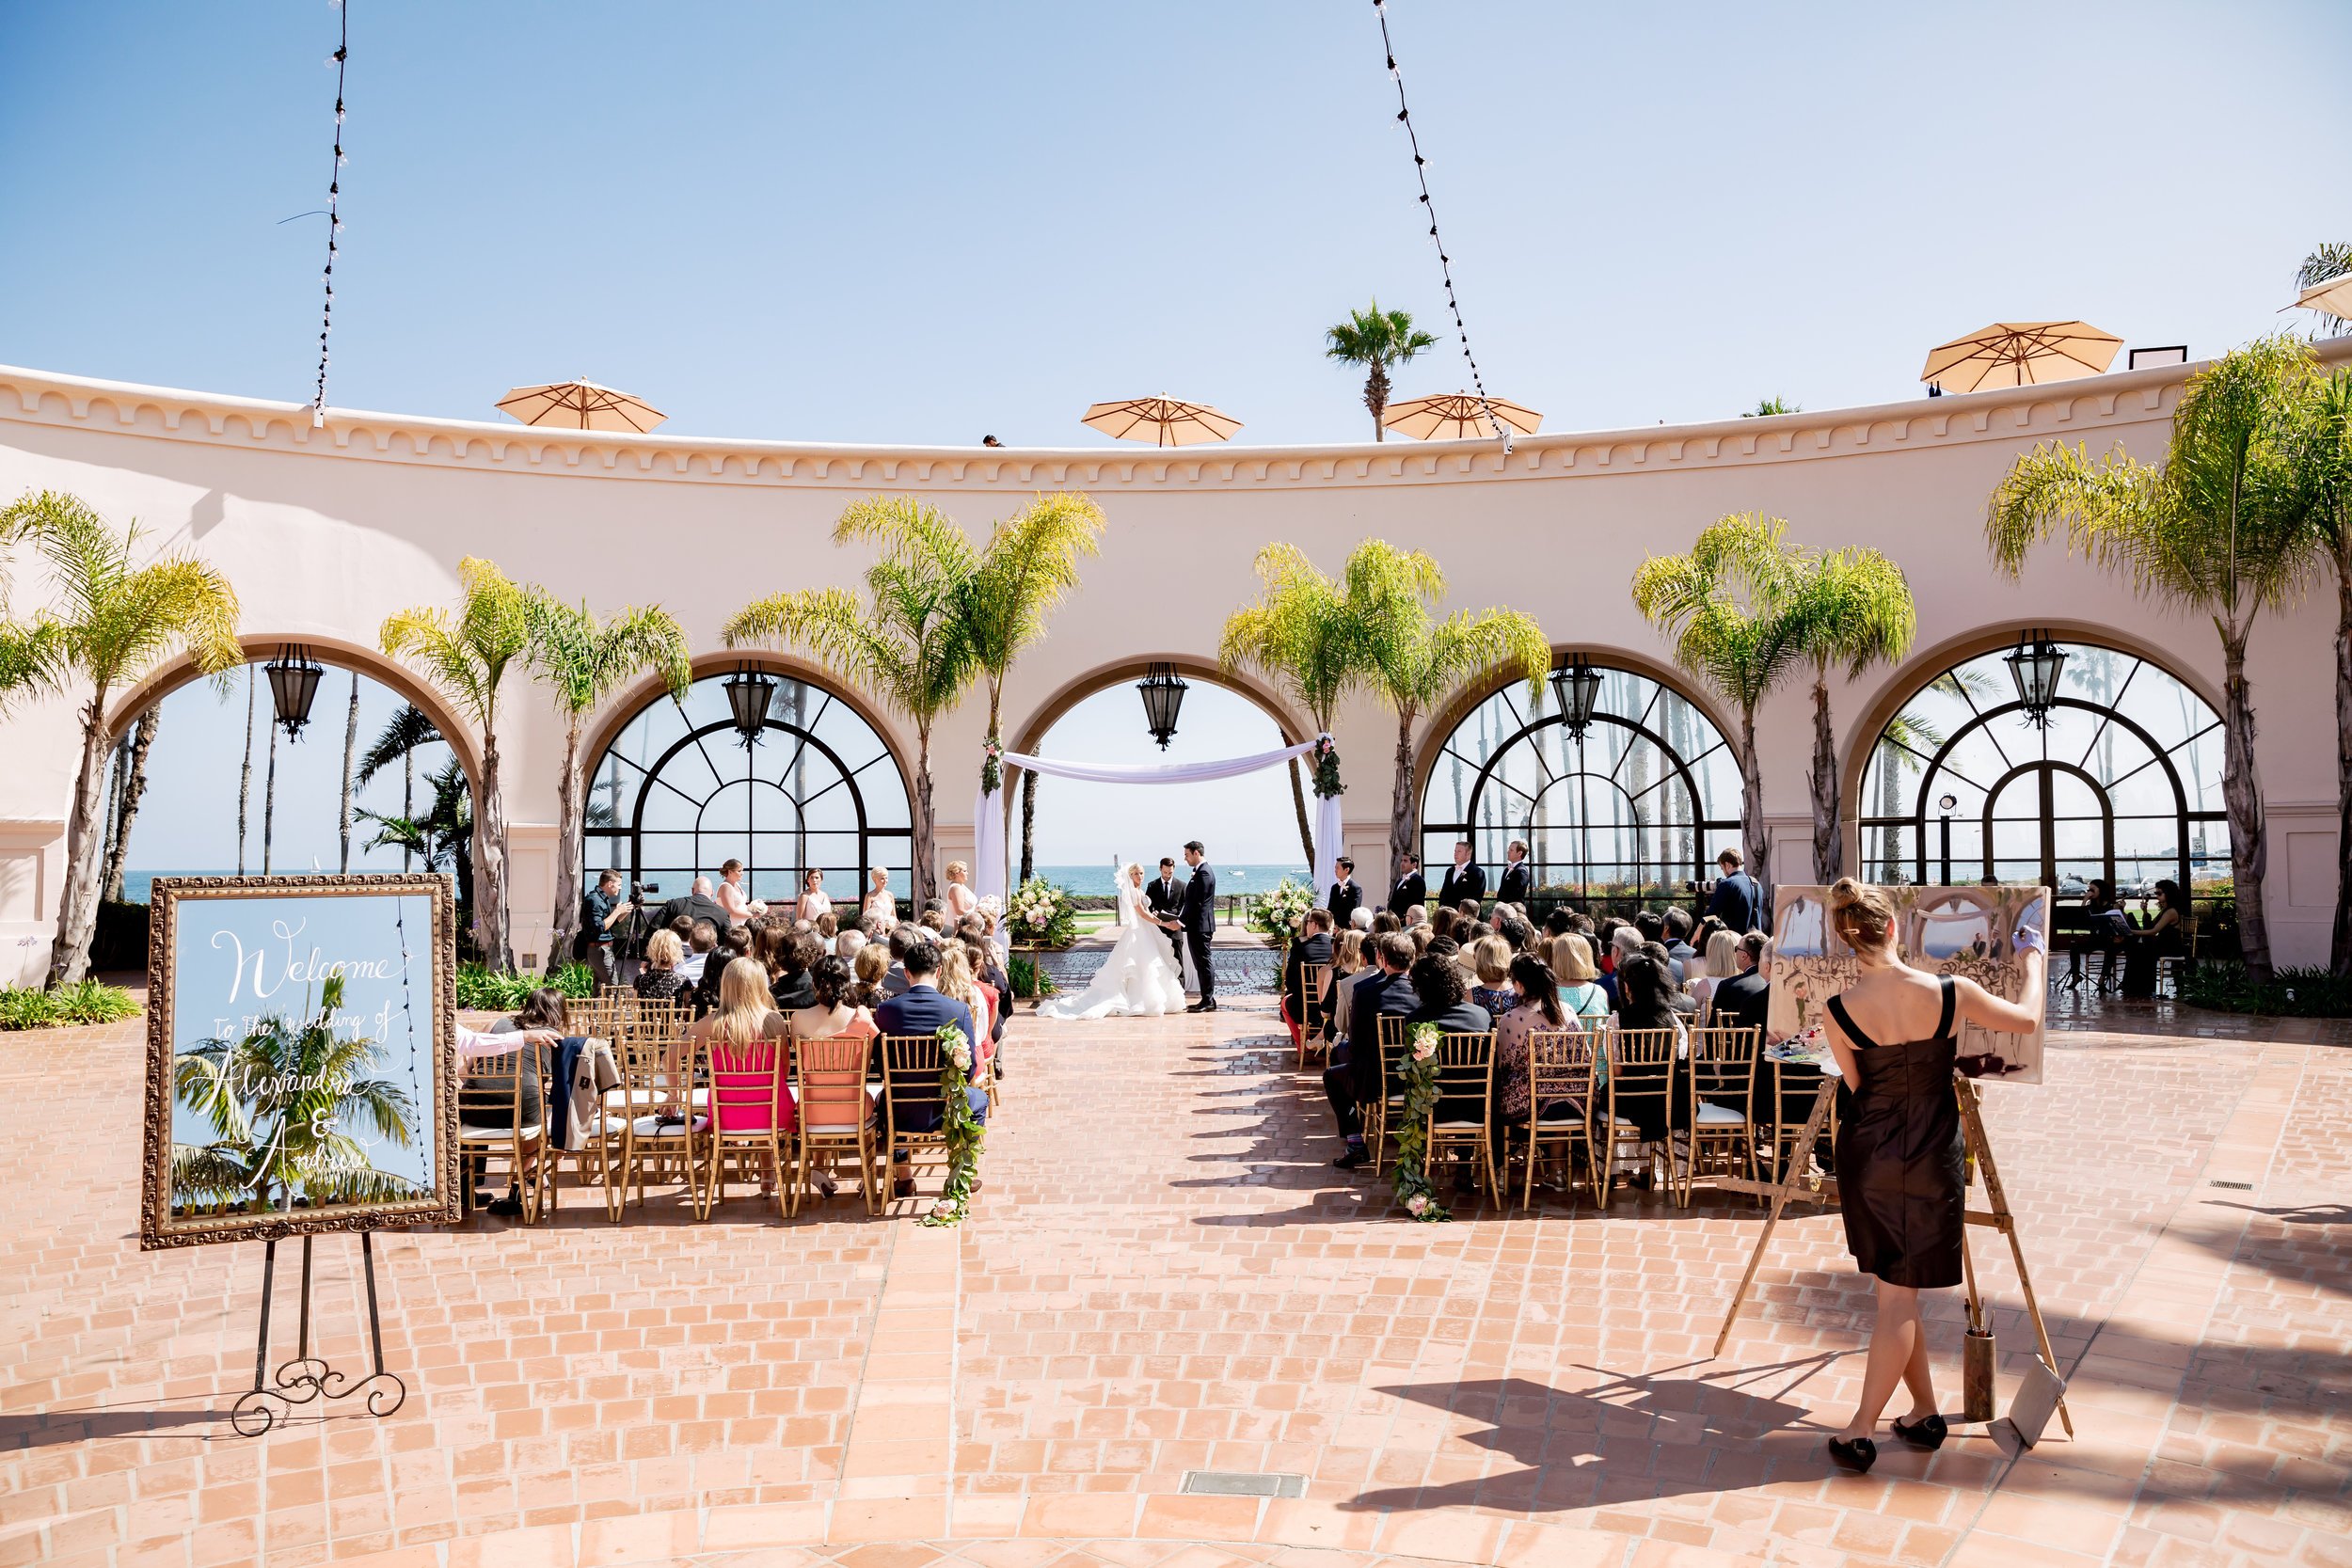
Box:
[1518,1027,1599,1211]
[1366,1012,1412,1177]
[1597,1027,1679,1207]
[1296,962,1334,1070]
[453,1042,553,1223]
[1424,1030,1498,1200]
[624,1038,707,1210]
[700,1034,792,1221]
[881,1033,953,1200]
[1678,1024,1760,1207]
[796,1033,880,1215]
[1760,1056,1836,1187]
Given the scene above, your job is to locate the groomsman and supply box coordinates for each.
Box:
[1437,840,1486,911]
[1386,852,1427,917]
[1496,840,1533,907]
[1327,857,1363,929]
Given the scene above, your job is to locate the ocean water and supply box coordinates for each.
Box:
[1027,863,1307,897]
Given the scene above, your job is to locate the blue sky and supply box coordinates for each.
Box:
[4,2,2346,875]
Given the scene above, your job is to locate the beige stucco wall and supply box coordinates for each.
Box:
[3,344,2344,982]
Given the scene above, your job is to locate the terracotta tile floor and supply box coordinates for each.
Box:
[3,990,2346,1568]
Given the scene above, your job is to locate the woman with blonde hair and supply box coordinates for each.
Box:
[1470,935,1518,1018]
[1548,933,1610,1026]
[942,860,979,923]
[934,942,994,1076]
[680,957,792,1197]
[860,865,898,929]
[1820,879,2037,1474]
[634,927,691,1002]
[1691,927,1742,1019]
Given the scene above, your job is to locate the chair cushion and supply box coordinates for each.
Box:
[1535,1100,1585,1122]
[1433,1119,1485,1131]
[1694,1101,1748,1126]
[458,1123,540,1141]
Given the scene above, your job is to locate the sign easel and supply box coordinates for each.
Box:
[1709,1073,2073,1441]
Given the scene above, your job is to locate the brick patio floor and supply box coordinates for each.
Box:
[3,990,2346,1568]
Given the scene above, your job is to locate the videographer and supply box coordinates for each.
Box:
[581,870,633,989]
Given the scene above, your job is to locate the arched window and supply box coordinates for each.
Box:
[1858,641,2225,894]
[584,673,912,905]
[1420,664,1742,904]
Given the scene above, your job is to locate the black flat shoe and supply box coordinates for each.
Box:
[1827,1436,1877,1474]
[1892,1413,1947,1450]
[1332,1148,1365,1170]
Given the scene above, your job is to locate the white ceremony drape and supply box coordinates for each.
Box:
[973,737,1345,930]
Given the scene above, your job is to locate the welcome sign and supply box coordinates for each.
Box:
[140,875,461,1248]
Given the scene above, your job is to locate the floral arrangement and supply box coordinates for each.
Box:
[1391,1023,1450,1222]
[1250,876,1316,943]
[1007,877,1078,948]
[920,1023,984,1227]
[980,736,1004,796]
[1309,733,1343,800]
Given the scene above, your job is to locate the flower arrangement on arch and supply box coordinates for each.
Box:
[919,1022,984,1227]
[1391,1023,1450,1223]
[1007,877,1077,948]
[1249,877,1316,943]
[1309,734,1343,800]
[980,736,1005,796]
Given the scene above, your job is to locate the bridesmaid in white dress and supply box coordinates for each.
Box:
[1037,863,1188,1020]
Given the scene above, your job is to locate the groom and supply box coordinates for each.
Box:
[1178,840,1217,1012]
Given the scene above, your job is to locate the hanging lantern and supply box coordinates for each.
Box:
[1549,655,1603,740]
[723,665,778,744]
[263,646,325,741]
[1136,662,1187,750]
[2005,631,2067,728]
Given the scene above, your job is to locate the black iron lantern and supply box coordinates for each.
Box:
[1549,655,1603,740]
[2005,630,2067,728]
[723,665,778,744]
[263,645,325,741]
[1136,662,1187,750]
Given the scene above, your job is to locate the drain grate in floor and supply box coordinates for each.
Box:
[2208,1180,2253,1190]
[1180,1470,1307,1498]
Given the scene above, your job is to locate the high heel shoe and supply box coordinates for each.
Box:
[1892,1413,1947,1450]
[1827,1436,1878,1474]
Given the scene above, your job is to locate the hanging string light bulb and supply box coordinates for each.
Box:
[1370,0,1508,445]
[310,1,349,428]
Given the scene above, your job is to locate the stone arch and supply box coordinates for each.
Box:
[583,651,915,799]
[1004,655,1313,757]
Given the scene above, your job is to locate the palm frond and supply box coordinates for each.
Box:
[1629,514,1813,712]
[355,704,440,789]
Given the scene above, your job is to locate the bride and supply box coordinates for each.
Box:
[1037,863,1188,1020]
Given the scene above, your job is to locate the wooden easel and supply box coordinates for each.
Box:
[1709,1072,2073,1438]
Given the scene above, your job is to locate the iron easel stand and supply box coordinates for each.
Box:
[230,1230,406,1436]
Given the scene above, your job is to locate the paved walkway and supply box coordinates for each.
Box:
[2,992,2346,1568]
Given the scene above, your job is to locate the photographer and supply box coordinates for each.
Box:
[580,871,633,989]
[1702,848,1762,934]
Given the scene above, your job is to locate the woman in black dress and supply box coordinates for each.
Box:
[1820,879,2038,1474]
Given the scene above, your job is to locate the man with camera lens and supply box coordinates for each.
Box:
[580,870,633,989]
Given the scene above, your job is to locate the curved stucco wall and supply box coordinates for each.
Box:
[2,347,2344,978]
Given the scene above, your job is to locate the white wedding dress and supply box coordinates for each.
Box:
[1037,881,1189,1020]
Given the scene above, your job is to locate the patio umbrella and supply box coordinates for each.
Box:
[1381,391,1543,440]
[496,378,667,433]
[2289,273,2352,325]
[1079,396,1242,447]
[1920,322,2122,393]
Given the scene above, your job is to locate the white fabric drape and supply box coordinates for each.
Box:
[973,737,1343,928]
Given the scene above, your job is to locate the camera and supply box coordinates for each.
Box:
[630,879,660,898]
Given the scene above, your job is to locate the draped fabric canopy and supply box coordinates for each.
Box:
[973,738,1344,932]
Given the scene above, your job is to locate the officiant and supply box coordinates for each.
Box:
[1144,856,1185,962]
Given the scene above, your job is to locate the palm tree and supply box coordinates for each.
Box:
[2297,244,2351,337]
[1988,336,2324,980]
[339,672,359,873]
[360,756,474,918]
[236,667,254,876]
[0,490,240,985]
[357,703,442,871]
[1220,542,1369,867]
[1744,396,1802,418]
[261,714,278,875]
[170,974,418,1213]
[2290,366,2352,971]
[523,593,691,968]
[725,498,978,906]
[1792,547,1917,882]
[1018,768,1038,885]
[946,491,1105,784]
[1631,514,1816,906]
[99,701,161,902]
[1345,540,1549,879]
[381,557,531,972]
[1325,301,1438,441]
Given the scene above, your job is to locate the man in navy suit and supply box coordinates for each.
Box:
[1326,931,1419,1170]
[873,938,990,1196]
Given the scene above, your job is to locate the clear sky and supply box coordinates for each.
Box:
[4,2,2346,876]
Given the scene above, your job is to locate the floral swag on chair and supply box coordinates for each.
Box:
[920,1023,984,1227]
[1392,1023,1449,1223]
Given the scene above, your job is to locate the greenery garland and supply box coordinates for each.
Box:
[1391,1023,1450,1222]
[919,1022,984,1227]
[981,736,1004,797]
[1309,734,1343,799]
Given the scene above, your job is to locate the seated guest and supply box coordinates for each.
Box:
[787,954,878,1199]
[1493,953,1577,1134]
[695,924,753,1017]
[1350,906,1375,932]
[1469,935,1518,1018]
[678,920,719,987]
[1690,927,1741,1017]
[1328,931,1418,1170]
[1404,903,1429,930]
[1601,924,1642,1003]
[633,929,692,1003]
[1662,907,1697,969]
[816,910,838,941]
[1281,908,1337,1052]
[963,935,1012,1067]
[1711,932,1772,1035]
[1327,930,1369,1038]
[768,932,820,1014]
[836,927,866,962]
[1406,951,1494,1192]
[1544,906,1575,941]
[882,925,920,998]
[1372,910,1402,936]
[475,988,563,1215]
[1549,933,1612,1026]
[936,942,995,1074]
[1642,940,1700,1014]
[1613,952,1683,1034]
[872,940,991,1197]
[850,941,891,1004]
[682,958,791,1197]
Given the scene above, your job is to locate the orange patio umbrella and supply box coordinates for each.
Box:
[496,378,667,433]
[1381,391,1543,440]
[1079,396,1243,447]
[1919,323,2122,393]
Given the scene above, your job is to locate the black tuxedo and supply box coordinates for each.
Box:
[1437,860,1486,911]
[1180,861,1217,1005]
[1496,861,1532,906]
[1327,879,1363,930]
[1386,871,1427,916]
[1145,873,1185,962]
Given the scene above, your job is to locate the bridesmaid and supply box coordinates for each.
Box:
[1820,879,2038,1474]
[793,868,833,926]
[860,865,898,930]
[941,860,980,924]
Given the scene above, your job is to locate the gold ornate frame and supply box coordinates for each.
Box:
[140,874,462,1249]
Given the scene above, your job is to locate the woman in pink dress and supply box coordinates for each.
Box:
[860,866,898,930]
[682,958,792,1197]
[715,857,767,924]
[787,955,879,1199]
[794,869,833,926]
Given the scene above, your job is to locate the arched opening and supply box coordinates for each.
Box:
[1419,657,1742,909]
[1856,639,2226,904]
[583,668,914,910]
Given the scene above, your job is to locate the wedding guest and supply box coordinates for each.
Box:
[696,924,753,1017]
[1327,930,1369,1038]
[860,866,898,929]
[1327,858,1363,929]
[580,871,632,989]
[1405,903,1429,930]
[1372,910,1402,936]
[815,910,838,941]
[1690,928,1741,1017]
[683,958,792,1197]
[466,996,560,1216]
[942,860,980,924]
[1496,840,1533,906]
[769,931,820,1013]
[1706,847,1763,933]
[1662,908,1697,969]
[1280,908,1336,1052]
[1712,932,1772,1034]
[1387,853,1427,918]
[1614,953,1681,1033]
[1329,932,1417,1170]
[1544,906,1575,942]
[715,858,768,924]
[1643,940,1700,1014]
[1549,933,1612,1027]
[836,927,867,962]
[633,929,693,1003]
[935,942,995,1075]
[794,869,833,926]
[1493,953,1576,1134]
[787,955,878,1199]
[873,940,991,1198]
[1437,841,1486,911]
[679,921,719,988]
[850,941,891,1005]
[1350,907,1374,932]
[657,876,729,936]
[881,925,919,998]
[1406,951,1493,1193]
[1469,936,1517,1018]
[964,934,1011,1053]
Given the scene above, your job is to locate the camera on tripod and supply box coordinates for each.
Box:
[629,879,660,900]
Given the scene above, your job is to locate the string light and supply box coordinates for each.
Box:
[1371,0,1508,445]
[310,1,349,428]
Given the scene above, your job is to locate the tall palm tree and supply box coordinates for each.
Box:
[523,593,691,968]
[1792,547,1917,882]
[2297,244,2351,337]
[725,498,978,906]
[946,491,1105,784]
[1988,336,2323,980]
[1325,301,1438,441]
[1346,540,1549,879]
[2290,367,2352,971]
[357,703,442,871]
[0,490,240,986]
[381,557,531,972]
[1220,542,1369,868]
[339,672,359,873]
[100,701,161,902]
[236,667,254,876]
[360,756,474,918]
[261,714,278,875]
[1018,768,1038,885]
[1631,514,1816,906]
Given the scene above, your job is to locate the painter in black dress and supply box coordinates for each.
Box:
[1824,975,1964,1290]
